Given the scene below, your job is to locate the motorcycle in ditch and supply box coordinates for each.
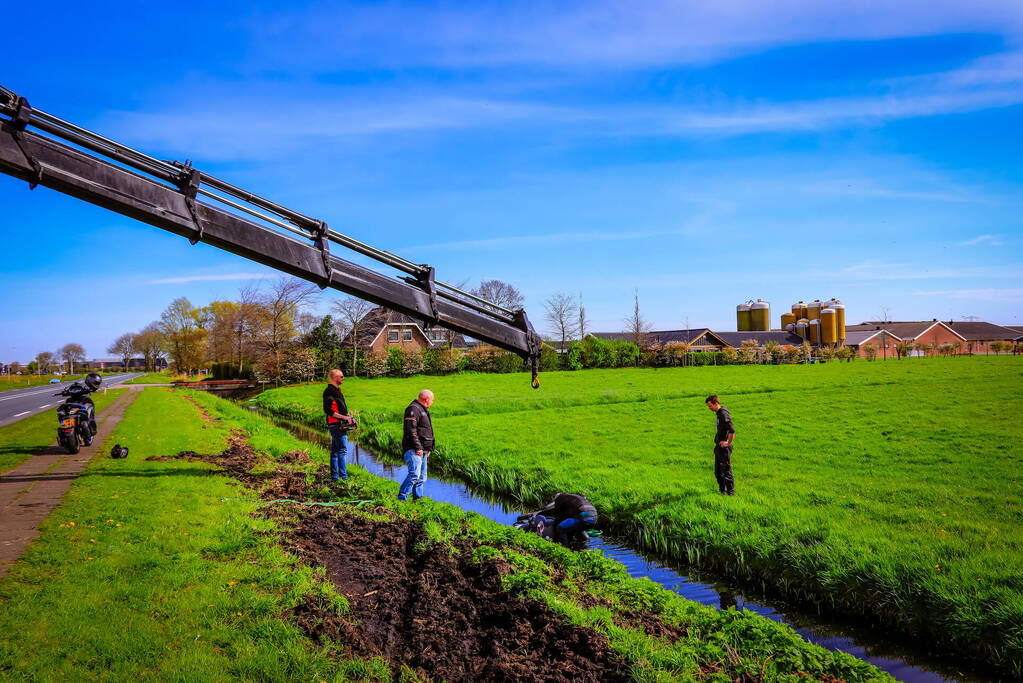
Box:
[54,372,103,454]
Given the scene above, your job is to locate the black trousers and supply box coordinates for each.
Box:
[714,445,734,494]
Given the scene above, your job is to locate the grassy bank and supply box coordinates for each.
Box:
[124,371,211,384]
[0,387,888,681]
[255,356,1023,674]
[0,388,127,472]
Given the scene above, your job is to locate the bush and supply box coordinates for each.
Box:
[363,351,388,378]
[462,345,502,373]
[539,344,560,372]
[426,348,462,374]
[493,352,525,373]
[386,346,425,376]
[564,341,583,371]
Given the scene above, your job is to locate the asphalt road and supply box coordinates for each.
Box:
[0,373,143,428]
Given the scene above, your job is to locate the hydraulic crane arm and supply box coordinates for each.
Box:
[0,86,542,387]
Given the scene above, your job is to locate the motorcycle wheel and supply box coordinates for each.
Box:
[61,433,80,454]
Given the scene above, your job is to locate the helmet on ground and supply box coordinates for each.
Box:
[110,444,129,459]
[85,373,102,391]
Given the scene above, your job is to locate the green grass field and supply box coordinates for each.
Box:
[0,388,886,681]
[0,388,128,473]
[124,371,210,384]
[256,356,1023,674]
[0,375,83,390]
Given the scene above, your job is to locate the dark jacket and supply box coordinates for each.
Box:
[402,400,434,453]
[322,384,349,427]
[714,406,735,444]
[549,493,596,523]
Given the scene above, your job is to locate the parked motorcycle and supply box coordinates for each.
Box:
[54,373,102,454]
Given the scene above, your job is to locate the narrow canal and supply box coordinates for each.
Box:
[248,406,992,683]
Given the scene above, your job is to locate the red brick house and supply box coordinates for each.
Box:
[591,329,730,351]
[946,322,1020,354]
[344,307,468,354]
[845,320,966,358]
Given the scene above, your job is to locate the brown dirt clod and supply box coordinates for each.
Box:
[287,508,629,683]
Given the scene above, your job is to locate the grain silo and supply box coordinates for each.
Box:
[831,299,846,344]
[820,307,838,345]
[780,312,796,330]
[792,301,807,320]
[807,299,823,321]
[751,299,771,331]
[808,319,820,344]
[736,302,752,331]
[795,319,809,339]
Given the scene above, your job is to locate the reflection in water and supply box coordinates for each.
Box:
[250,407,991,683]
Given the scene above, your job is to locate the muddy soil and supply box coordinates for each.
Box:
[146,435,309,499]
[286,507,629,682]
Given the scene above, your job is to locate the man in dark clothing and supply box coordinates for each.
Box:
[705,394,735,495]
[398,390,435,501]
[323,369,355,481]
[538,492,598,545]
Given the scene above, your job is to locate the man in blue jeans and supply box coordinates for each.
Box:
[322,369,355,481]
[397,389,434,501]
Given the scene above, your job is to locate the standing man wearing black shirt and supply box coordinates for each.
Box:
[397,390,434,501]
[705,394,736,495]
[323,369,355,482]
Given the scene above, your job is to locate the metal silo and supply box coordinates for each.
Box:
[808,319,820,345]
[821,307,838,345]
[780,312,796,330]
[807,299,823,321]
[792,301,807,320]
[751,299,770,331]
[832,299,846,343]
[736,303,752,331]
[795,319,809,339]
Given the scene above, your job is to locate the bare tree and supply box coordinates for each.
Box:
[472,280,524,312]
[578,292,588,339]
[879,306,892,323]
[59,343,86,374]
[333,296,375,376]
[107,333,137,370]
[254,277,320,379]
[134,323,166,372]
[623,289,652,349]
[35,351,54,374]
[544,292,580,351]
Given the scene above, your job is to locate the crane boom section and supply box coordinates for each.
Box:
[0,88,541,385]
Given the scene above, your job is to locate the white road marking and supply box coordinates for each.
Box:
[14,411,29,417]
[39,404,51,409]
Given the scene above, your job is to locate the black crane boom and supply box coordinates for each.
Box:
[0,86,542,386]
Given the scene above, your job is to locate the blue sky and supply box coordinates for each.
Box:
[2,1,1022,361]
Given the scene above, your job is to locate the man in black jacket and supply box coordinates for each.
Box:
[397,389,434,501]
[323,369,355,481]
[706,394,735,495]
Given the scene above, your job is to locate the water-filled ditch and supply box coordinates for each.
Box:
[247,406,992,683]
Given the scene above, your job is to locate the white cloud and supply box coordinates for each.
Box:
[915,288,1023,301]
[245,1,1023,70]
[147,273,267,284]
[956,234,1004,246]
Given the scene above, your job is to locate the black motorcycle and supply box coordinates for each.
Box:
[54,373,102,454]
[513,511,557,542]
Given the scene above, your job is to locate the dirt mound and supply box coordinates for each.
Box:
[277,450,311,465]
[262,468,309,499]
[287,508,628,683]
[145,436,260,481]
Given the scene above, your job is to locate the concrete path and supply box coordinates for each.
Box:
[0,386,142,579]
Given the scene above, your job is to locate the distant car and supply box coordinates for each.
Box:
[49,378,60,384]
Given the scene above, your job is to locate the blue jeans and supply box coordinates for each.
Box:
[556,511,597,544]
[397,449,428,500]
[328,426,348,480]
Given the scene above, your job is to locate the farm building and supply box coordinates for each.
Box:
[946,322,1020,354]
[590,329,728,351]
[845,320,964,357]
[343,306,468,354]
